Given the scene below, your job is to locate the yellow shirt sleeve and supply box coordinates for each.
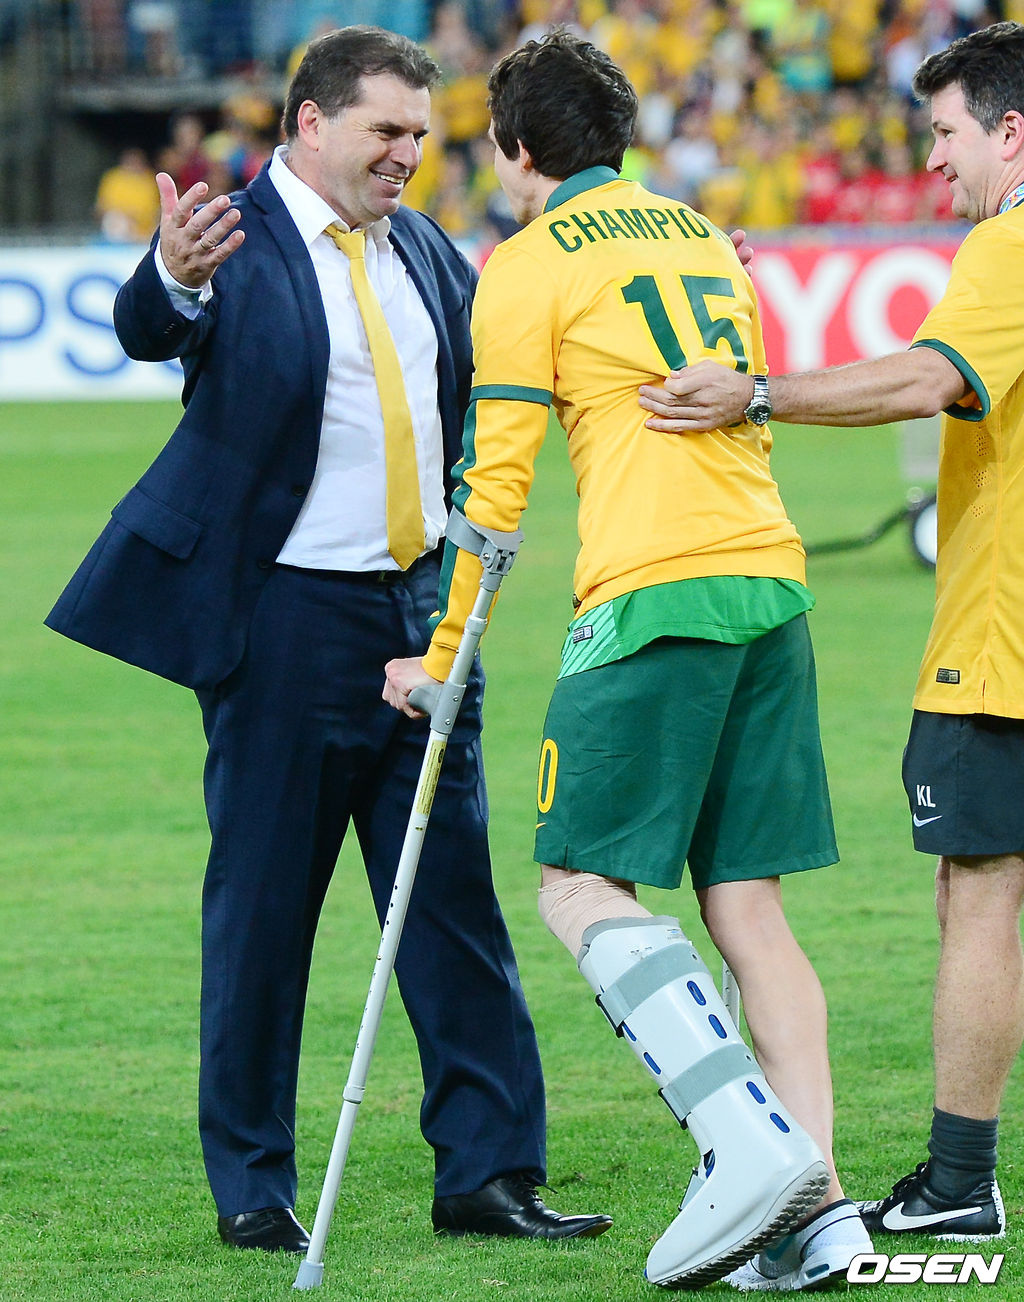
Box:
[913,216,1024,419]
[423,246,556,680]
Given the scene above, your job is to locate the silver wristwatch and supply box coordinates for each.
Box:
[744,374,772,426]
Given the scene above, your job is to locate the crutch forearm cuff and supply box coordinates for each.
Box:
[445,509,523,577]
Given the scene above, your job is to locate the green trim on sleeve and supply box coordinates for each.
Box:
[910,338,989,420]
[451,402,478,516]
[470,383,553,405]
[428,535,458,638]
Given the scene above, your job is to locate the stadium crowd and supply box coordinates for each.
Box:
[91,0,1011,244]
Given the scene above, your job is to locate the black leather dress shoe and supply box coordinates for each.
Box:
[217,1206,310,1253]
[431,1174,613,1240]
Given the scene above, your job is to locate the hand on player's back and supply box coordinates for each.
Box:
[639,361,754,433]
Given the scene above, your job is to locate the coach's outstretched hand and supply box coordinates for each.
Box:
[639,361,756,433]
[156,172,244,290]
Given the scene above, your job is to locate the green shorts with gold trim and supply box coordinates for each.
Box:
[534,615,837,891]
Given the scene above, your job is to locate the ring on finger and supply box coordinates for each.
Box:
[199,235,214,252]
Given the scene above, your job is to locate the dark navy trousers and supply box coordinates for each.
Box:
[195,556,546,1216]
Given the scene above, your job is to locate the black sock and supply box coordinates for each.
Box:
[926,1107,998,1202]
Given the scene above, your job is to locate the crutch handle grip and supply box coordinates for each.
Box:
[408,683,442,715]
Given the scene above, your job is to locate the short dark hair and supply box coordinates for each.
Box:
[488,28,638,179]
[282,25,441,140]
[913,21,1024,131]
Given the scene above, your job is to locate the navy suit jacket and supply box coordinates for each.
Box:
[46,164,478,691]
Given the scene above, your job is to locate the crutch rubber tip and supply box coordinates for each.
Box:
[293,1259,325,1290]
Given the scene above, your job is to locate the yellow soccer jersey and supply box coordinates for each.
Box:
[424,167,805,680]
[910,202,1024,718]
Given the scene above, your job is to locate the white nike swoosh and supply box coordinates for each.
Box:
[881,1202,981,1231]
[913,814,943,827]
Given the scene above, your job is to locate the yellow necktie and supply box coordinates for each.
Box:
[325,223,425,570]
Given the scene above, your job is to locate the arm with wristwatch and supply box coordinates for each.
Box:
[640,348,969,433]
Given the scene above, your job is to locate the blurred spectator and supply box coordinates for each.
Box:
[433,45,491,163]
[635,63,681,152]
[158,111,212,192]
[78,0,128,75]
[699,155,748,231]
[658,108,721,204]
[706,11,757,119]
[950,0,1004,38]
[176,0,256,77]
[591,0,663,96]
[519,0,590,44]
[127,1,181,77]
[829,84,872,152]
[428,0,485,73]
[734,118,805,227]
[824,142,883,224]
[95,147,160,242]
[430,148,482,237]
[799,123,843,223]
[656,1,720,102]
[774,0,832,93]
[870,139,929,222]
[826,0,880,87]
[203,93,277,188]
[884,2,955,102]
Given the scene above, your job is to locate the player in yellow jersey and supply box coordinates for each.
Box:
[641,19,1024,1257]
[384,29,870,1292]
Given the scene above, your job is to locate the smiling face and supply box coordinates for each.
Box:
[926,82,1010,224]
[292,72,430,228]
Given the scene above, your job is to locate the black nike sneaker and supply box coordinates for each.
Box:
[858,1162,1005,1240]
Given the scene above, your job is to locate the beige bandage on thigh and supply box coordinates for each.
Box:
[538,865,653,959]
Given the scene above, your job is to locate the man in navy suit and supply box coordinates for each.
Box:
[47,25,610,1253]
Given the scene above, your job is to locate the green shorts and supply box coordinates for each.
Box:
[534,615,837,890]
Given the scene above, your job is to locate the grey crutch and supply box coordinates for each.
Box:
[294,513,522,1291]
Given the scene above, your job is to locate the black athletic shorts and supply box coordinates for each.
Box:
[903,710,1024,856]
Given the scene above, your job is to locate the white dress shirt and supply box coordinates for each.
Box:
[158,144,447,571]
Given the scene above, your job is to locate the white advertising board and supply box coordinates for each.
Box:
[0,246,183,401]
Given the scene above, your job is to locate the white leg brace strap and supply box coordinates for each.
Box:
[587,920,759,1126]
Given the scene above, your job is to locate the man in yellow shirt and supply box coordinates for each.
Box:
[95,147,160,243]
[385,28,870,1292]
[641,18,1024,1251]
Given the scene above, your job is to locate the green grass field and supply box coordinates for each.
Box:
[2,400,1019,1300]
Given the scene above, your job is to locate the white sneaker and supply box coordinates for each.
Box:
[725,1199,873,1292]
